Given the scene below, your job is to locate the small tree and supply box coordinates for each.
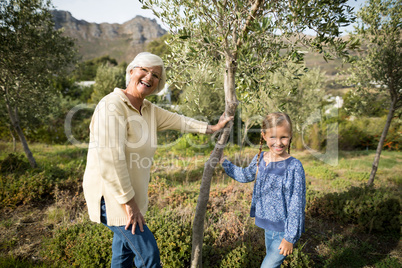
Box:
[90,64,125,104]
[140,0,356,266]
[347,0,402,186]
[0,0,76,167]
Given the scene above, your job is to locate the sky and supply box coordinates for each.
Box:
[51,0,366,34]
[51,0,163,25]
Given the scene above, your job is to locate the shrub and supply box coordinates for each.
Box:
[282,243,314,268]
[217,242,264,268]
[337,117,401,151]
[0,171,54,207]
[41,220,112,267]
[147,209,193,267]
[374,257,402,268]
[0,159,81,208]
[307,186,401,233]
[0,153,30,174]
[0,256,47,268]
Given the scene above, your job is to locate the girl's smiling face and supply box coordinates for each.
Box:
[262,123,292,158]
[129,66,162,97]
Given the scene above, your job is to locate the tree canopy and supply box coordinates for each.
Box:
[141,0,357,266]
[346,0,401,185]
[0,0,77,167]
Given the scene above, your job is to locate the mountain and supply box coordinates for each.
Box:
[51,10,167,63]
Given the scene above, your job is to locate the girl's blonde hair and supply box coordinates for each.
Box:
[256,112,293,170]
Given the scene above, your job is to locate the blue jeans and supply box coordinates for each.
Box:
[101,198,161,268]
[261,230,287,268]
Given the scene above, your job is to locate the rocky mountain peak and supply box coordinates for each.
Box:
[51,10,167,63]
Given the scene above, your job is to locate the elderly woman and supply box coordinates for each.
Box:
[83,52,231,268]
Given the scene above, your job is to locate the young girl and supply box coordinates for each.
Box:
[221,112,306,268]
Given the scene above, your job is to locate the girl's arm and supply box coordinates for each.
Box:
[284,160,306,244]
[221,154,259,183]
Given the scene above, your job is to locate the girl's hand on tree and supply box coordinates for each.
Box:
[219,154,227,164]
[124,197,145,235]
[278,238,293,256]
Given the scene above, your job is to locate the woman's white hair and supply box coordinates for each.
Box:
[125,52,166,95]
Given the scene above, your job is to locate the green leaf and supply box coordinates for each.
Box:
[179,35,191,39]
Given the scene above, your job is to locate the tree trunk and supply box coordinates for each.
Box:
[5,102,37,168]
[367,98,397,186]
[241,120,250,146]
[191,57,238,268]
[9,126,17,152]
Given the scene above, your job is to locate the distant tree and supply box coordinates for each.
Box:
[347,0,402,186]
[342,89,388,117]
[90,64,125,104]
[73,55,119,82]
[0,0,77,167]
[141,0,356,265]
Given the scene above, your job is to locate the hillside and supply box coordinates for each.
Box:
[51,10,167,63]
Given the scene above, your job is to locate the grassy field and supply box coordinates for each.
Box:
[0,140,401,267]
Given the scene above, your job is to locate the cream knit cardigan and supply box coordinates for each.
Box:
[83,88,208,226]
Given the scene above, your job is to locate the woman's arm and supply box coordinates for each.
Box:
[154,103,232,134]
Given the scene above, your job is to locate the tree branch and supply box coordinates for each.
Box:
[236,0,264,52]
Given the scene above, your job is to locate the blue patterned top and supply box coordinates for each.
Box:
[222,153,306,244]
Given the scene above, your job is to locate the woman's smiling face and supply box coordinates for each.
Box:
[129,66,162,97]
[262,123,291,158]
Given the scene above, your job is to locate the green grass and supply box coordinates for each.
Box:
[0,141,401,267]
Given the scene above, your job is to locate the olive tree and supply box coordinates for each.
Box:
[140,0,356,266]
[240,65,326,146]
[0,0,76,167]
[347,0,402,186]
[90,64,125,104]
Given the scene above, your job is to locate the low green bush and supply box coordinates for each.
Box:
[217,242,264,268]
[337,117,401,151]
[307,186,401,233]
[147,209,193,267]
[374,257,402,268]
[282,243,315,268]
[41,220,112,267]
[0,171,54,207]
[0,153,30,174]
[0,255,47,268]
[0,160,81,208]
